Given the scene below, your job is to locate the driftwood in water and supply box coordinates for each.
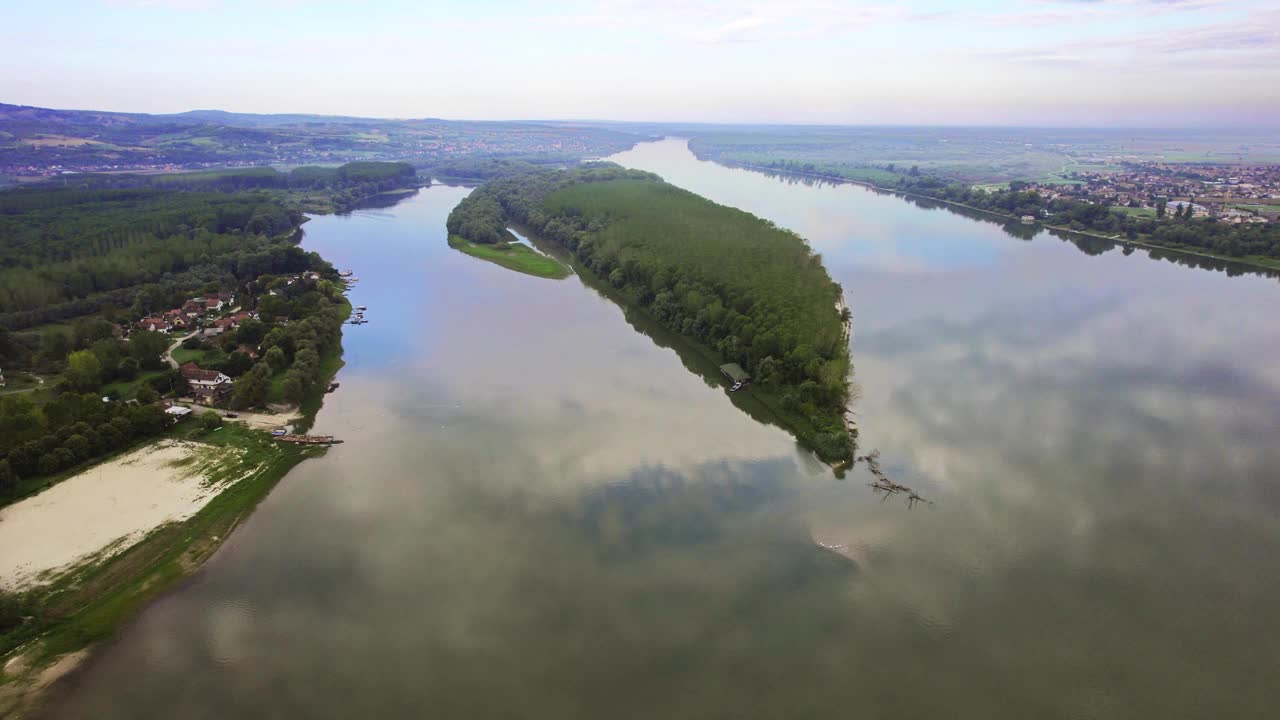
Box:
[855,449,932,509]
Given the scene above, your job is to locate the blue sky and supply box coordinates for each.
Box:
[1,0,1276,126]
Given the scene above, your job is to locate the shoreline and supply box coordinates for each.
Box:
[705,158,1280,275]
[548,231,857,469]
[0,236,354,720]
[0,424,330,718]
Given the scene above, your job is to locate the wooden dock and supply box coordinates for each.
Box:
[274,435,343,445]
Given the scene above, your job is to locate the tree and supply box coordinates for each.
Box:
[200,412,224,431]
[231,361,271,409]
[0,459,16,495]
[117,356,140,381]
[39,448,75,475]
[63,434,91,462]
[222,351,254,377]
[135,385,159,404]
[264,345,288,372]
[65,349,103,391]
[97,422,123,449]
[1156,200,1167,219]
[129,331,170,370]
[281,370,306,403]
[235,318,267,347]
[72,318,114,349]
[41,331,71,366]
[7,442,40,477]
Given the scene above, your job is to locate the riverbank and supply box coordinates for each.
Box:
[531,222,858,470]
[0,423,325,718]
[0,199,357,717]
[708,159,1280,274]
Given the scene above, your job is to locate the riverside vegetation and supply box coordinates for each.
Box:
[447,164,854,462]
[0,164,390,708]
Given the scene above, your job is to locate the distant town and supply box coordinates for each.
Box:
[1019,162,1280,224]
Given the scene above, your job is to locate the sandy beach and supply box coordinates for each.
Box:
[0,440,241,591]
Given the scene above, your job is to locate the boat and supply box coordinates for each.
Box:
[275,434,343,445]
[356,305,367,311]
[339,270,353,277]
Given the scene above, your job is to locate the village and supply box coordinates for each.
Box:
[1019,162,1280,224]
[126,269,341,409]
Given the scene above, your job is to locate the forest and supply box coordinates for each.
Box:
[0,161,414,329]
[37,161,421,209]
[0,165,360,501]
[447,164,854,462]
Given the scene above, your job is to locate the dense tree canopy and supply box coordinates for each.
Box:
[448,164,854,461]
[0,187,320,328]
[0,392,174,496]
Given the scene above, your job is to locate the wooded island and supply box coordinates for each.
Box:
[447,164,855,462]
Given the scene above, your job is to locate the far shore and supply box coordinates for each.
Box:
[709,159,1280,274]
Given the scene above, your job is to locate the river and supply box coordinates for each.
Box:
[41,139,1280,719]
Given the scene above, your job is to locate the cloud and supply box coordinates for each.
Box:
[972,7,1280,72]
[531,0,918,46]
[688,15,772,44]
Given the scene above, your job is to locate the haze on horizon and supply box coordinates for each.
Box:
[2,0,1277,128]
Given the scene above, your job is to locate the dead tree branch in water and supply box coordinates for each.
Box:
[855,450,932,509]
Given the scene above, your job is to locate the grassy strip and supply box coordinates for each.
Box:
[169,346,209,366]
[100,369,168,400]
[448,235,571,279]
[0,423,322,714]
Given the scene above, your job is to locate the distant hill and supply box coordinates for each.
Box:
[165,109,398,127]
[0,103,405,128]
[0,102,642,177]
[0,103,160,128]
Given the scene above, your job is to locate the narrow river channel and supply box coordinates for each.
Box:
[41,139,1280,719]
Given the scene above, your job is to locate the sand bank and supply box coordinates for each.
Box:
[0,440,240,591]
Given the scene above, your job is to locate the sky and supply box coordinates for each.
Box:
[1,0,1277,127]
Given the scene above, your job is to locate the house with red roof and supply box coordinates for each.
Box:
[137,317,170,333]
[180,363,233,403]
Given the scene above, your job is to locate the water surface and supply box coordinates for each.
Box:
[43,140,1280,719]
